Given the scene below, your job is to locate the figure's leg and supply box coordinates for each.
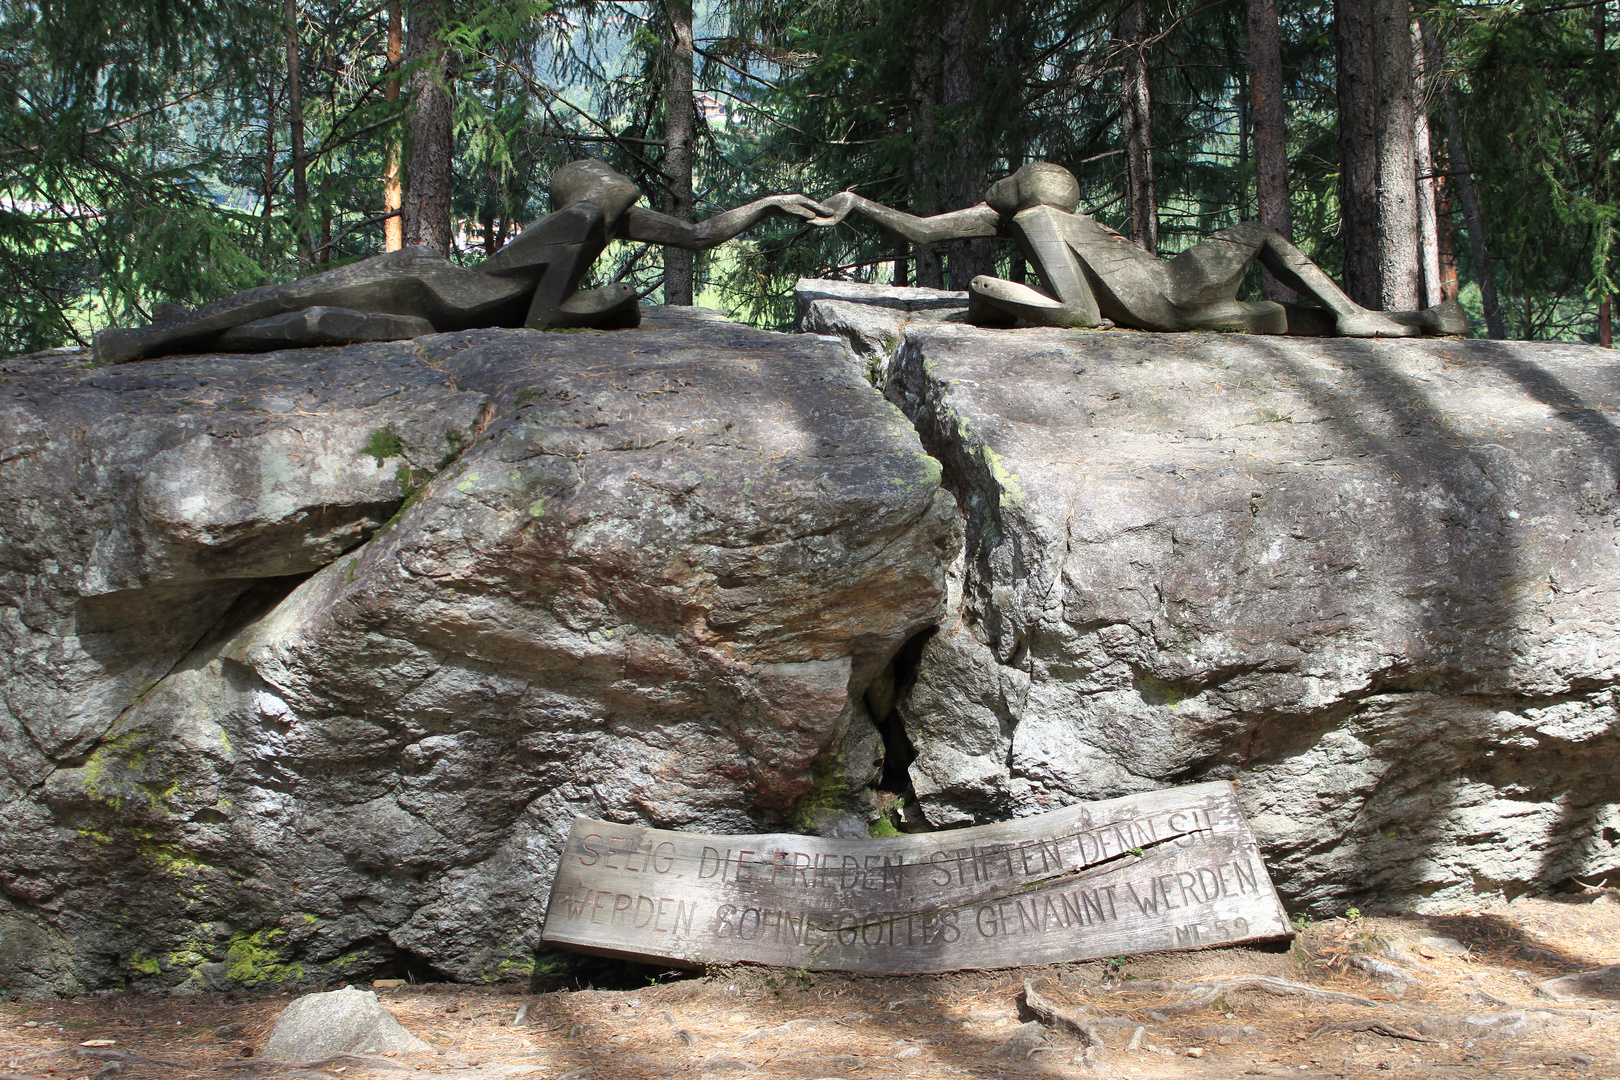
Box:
[496,202,642,331]
[1164,223,1267,308]
[540,284,642,329]
[1385,299,1469,335]
[1007,207,1104,327]
[1248,229,1420,337]
[1165,222,1423,337]
[215,308,436,352]
[1163,224,1309,333]
[94,248,531,363]
[1018,206,1188,329]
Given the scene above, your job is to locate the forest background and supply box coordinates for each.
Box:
[0,0,1614,356]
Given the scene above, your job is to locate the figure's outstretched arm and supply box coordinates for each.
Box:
[622,195,832,250]
[813,192,1001,244]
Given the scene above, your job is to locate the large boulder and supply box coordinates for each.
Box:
[0,309,956,995]
[799,280,1620,911]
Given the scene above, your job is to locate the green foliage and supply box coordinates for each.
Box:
[1449,2,1618,340]
[0,0,277,352]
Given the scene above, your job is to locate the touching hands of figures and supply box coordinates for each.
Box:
[763,193,839,221]
[805,191,859,227]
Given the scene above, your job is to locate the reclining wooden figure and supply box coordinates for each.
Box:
[95,159,832,364]
[813,162,1466,337]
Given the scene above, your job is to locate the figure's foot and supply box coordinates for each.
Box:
[969,275,1101,329]
[1335,310,1421,338]
[93,326,150,364]
[966,288,1018,327]
[1385,298,1469,336]
[530,283,640,330]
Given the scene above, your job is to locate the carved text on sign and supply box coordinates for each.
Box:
[540,781,1290,973]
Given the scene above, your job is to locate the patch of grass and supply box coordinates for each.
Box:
[362,427,406,466]
[437,428,466,469]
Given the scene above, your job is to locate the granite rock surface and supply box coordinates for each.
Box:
[0,309,955,996]
[800,279,1620,912]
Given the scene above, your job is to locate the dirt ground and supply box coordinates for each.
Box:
[4,893,1617,1080]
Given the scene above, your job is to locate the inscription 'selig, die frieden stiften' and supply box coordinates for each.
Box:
[540,781,1291,973]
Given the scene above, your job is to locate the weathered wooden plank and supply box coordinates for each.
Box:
[540,781,1291,973]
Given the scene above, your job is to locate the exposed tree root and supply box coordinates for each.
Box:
[1021,980,1109,1048]
[217,1056,410,1074]
[1112,976,1383,1012]
[1313,1019,1436,1043]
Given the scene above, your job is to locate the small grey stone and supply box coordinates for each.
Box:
[990,1021,1047,1058]
[1350,956,1418,984]
[260,987,431,1060]
[1535,964,1620,1001]
[700,1052,756,1071]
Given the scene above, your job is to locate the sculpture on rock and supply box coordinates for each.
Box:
[814,162,1466,337]
[95,160,832,363]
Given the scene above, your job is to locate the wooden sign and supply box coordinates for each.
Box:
[540,781,1290,973]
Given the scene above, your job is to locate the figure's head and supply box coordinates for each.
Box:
[550,159,642,220]
[984,162,1080,215]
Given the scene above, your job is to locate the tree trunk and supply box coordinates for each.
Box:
[1443,95,1506,338]
[892,234,910,288]
[1121,0,1157,254]
[1412,20,1441,307]
[383,1,403,252]
[1423,22,1503,337]
[940,0,991,288]
[482,61,506,258]
[662,0,696,306]
[319,175,332,263]
[1422,23,1458,301]
[1335,0,1379,305]
[1247,0,1294,301]
[1435,169,1460,301]
[1337,0,1420,308]
[1373,0,1419,310]
[909,12,944,289]
[1598,0,1612,344]
[285,0,312,267]
[261,85,278,259]
[403,0,454,257]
